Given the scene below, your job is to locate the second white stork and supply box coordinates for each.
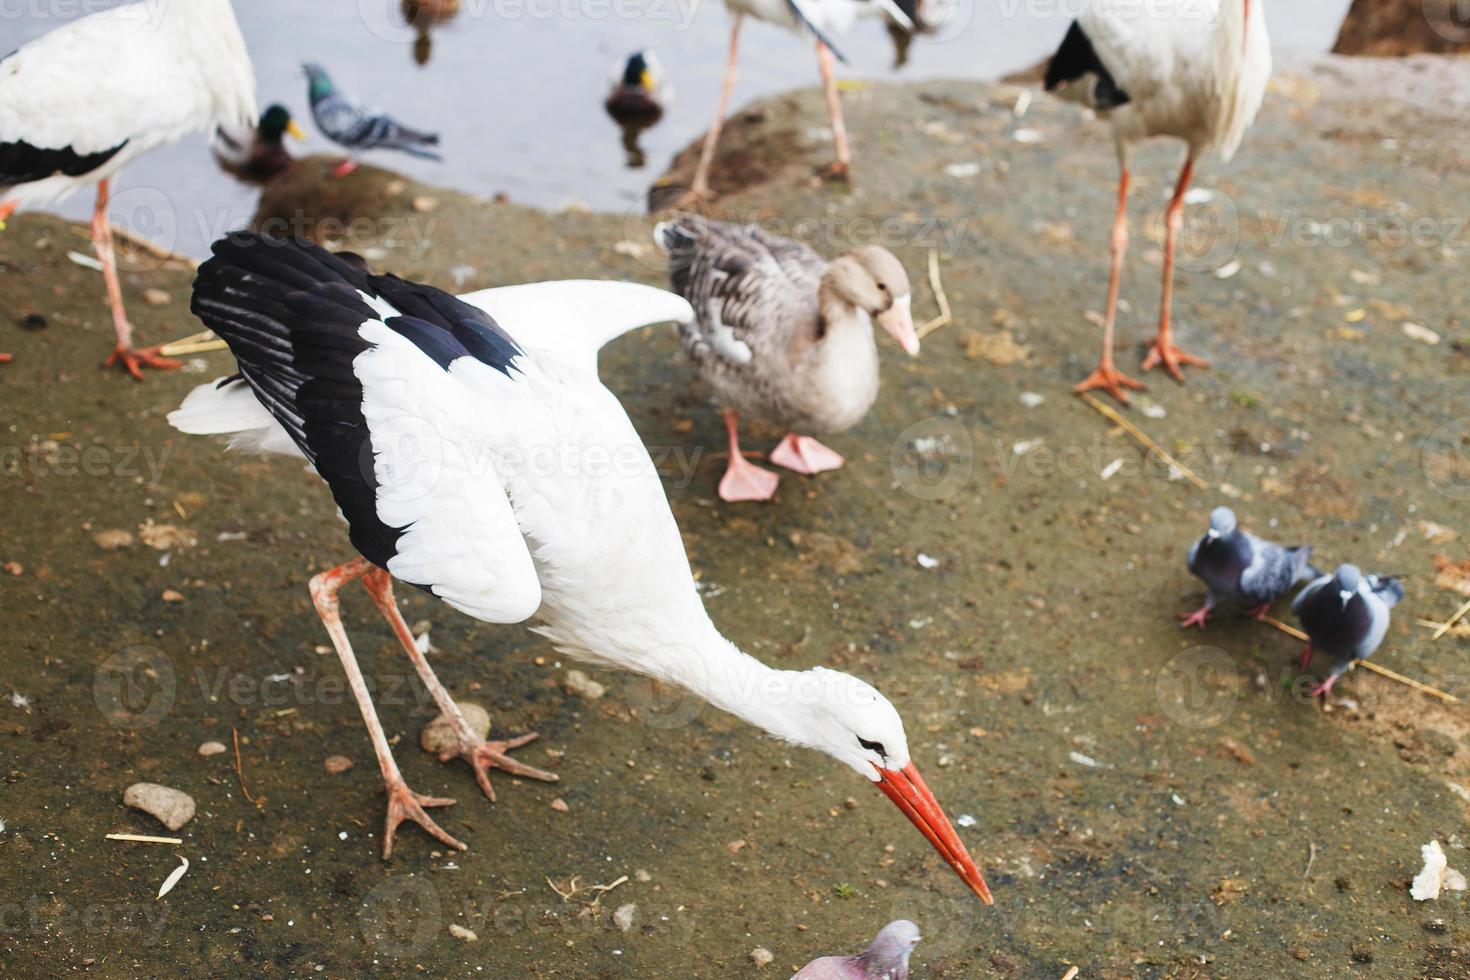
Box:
[0,0,257,378]
[168,233,993,904]
[1043,0,1271,404]
[680,0,916,204]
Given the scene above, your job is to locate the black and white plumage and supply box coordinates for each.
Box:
[167,234,992,904]
[1043,0,1271,403]
[792,920,922,979]
[1182,506,1317,627]
[303,63,440,174]
[656,214,917,501]
[0,0,257,376]
[1293,564,1405,698]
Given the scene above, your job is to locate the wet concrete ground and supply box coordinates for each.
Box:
[1,55,1468,978]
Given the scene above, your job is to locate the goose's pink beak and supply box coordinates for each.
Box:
[875,762,992,904]
[877,294,919,356]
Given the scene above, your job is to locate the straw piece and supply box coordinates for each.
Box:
[106,833,184,845]
[1077,394,1209,490]
[1258,615,1459,703]
[916,249,952,339]
[1431,598,1470,641]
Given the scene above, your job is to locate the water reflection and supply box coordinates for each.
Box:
[401,0,461,67]
[605,51,670,170]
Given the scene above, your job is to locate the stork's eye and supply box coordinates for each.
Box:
[857,736,888,758]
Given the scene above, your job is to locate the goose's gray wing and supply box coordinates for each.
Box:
[657,215,824,374]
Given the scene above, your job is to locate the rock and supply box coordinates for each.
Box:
[142,288,171,306]
[123,783,196,831]
[92,529,136,551]
[138,521,198,551]
[419,702,490,755]
[197,741,227,758]
[161,589,186,603]
[549,798,569,813]
[750,947,774,968]
[612,903,636,932]
[2,562,21,577]
[563,670,606,700]
[324,755,354,774]
[448,923,478,942]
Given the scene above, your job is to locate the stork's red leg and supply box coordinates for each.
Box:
[1142,156,1209,381]
[360,567,559,803]
[310,558,465,858]
[718,409,779,502]
[1,202,16,367]
[1076,167,1145,405]
[768,433,845,475]
[815,41,851,183]
[91,180,182,380]
[679,13,742,206]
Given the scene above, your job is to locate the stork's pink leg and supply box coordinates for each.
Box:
[360,567,558,803]
[1,202,17,363]
[681,14,742,205]
[91,180,182,380]
[1142,156,1209,381]
[769,433,845,475]
[815,41,851,182]
[1075,167,1145,405]
[310,558,465,858]
[718,409,779,502]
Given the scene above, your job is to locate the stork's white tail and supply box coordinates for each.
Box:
[169,379,302,459]
[1210,0,1271,161]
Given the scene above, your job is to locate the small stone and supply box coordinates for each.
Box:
[447,924,478,943]
[412,196,438,213]
[612,903,636,932]
[142,288,171,306]
[634,869,651,882]
[161,589,185,603]
[563,670,606,701]
[549,798,570,813]
[123,783,196,831]
[93,529,136,551]
[750,947,774,968]
[2,562,21,577]
[725,839,747,854]
[197,741,227,758]
[419,702,490,755]
[323,755,354,775]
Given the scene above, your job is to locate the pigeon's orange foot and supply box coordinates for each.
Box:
[435,732,559,803]
[819,160,851,183]
[1141,338,1209,382]
[769,434,845,475]
[105,345,182,381]
[1179,606,1211,629]
[382,779,463,859]
[1075,362,1145,406]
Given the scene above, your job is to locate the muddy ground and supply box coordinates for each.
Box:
[1,55,1469,978]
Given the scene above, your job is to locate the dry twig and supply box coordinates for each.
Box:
[1077,394,1208,489]
[1258,615,1459,703]
[916,249,952,339]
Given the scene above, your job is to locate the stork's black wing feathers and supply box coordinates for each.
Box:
[0,138,128,187]
[1044,21,1130,109]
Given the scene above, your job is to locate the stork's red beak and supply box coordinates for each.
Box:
[875,762,993,904]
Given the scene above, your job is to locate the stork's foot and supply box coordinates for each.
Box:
[0,353,11,365]
[1141,338,1209,381]
[382,780,463,859]
[435,731,559,803]
[719,454,780,503]
[1075,361,1145,405]
[332,159,360,179]
[105,344,182,381]
[768,434,845,475]
[1179,606,1211,629]
[819,160,851,183]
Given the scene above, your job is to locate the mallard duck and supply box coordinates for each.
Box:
[606,51,671,168]
[656,214,918,502]
[212,104,304,184]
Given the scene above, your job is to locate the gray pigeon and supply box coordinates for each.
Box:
[1182,506,1318,628]
[1292,564,1405,698]
[303,63,440,177]
[792,920,921,980]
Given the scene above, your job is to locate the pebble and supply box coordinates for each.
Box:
[123,783,196,831]
[563,670,606,700]
[549,798,570,813]
[197,741,227,758]
[2,562,21,577]
[92,529,136,551]
[448,924,478,943]
[750,947,774,968]
[323,755,354,775]
[612,903,636,933]
[142,288,171,306]
[161,589,186,603]
[419,702,491,755]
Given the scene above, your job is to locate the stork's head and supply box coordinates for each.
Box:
[781,667,992,903]
[825,246,919,356]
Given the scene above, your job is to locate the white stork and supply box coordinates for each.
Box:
[1044,0,1271,404]
[0,0,256,378]
[168,233,993,904]
[681,0,917,203]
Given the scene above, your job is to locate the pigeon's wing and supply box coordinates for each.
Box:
[791,954,858,979]
[312,93,374,146]
[1290,573,1331,616]
[1185,533,1204,574]
[1238,534,1306,606]
[1368,574,1406,609]
[657,215,823,375]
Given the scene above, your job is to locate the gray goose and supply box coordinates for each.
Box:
[655,214,918,502]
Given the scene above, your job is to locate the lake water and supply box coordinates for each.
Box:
[10,0,1351,256]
